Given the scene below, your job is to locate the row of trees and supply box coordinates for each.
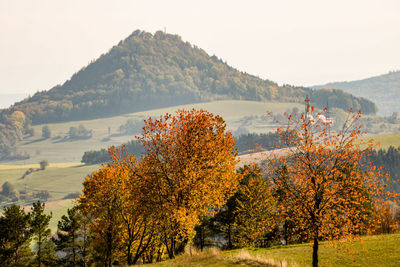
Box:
[77,107,396,266]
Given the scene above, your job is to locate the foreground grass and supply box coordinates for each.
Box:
[146,248,276,267]
[148,234,400,267]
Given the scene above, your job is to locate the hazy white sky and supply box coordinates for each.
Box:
[1,0,399,95]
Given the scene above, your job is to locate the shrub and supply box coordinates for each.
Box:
[42,125,51,139]
[39,160,49,170]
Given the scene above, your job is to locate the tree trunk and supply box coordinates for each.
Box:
[38,237,41,267]
[107,230,112,267]
[72,235,76,267]
[227,223,232,249]
[127,242,132,265]
[200,226,204,251]
[169,237,175,259]
[312,236,319,267]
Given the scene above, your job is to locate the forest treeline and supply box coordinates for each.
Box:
[81,132,400,193]
[81,140,145,164]
[0,108,398,267]
[80,131,287,164]
[367,146,400,192]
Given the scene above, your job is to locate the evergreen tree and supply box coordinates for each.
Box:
[54,207,89,266]
[234,166,278,248]
[40,239,58,266]
[0,205,33,266]
[29,201,52,267]
[41,126,51,139]
[210,165,261,249]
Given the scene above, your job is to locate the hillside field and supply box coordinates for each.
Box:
[147,234,400,267]
[6,100,303,165]
[0,163,99,231]
[370,133,400,150]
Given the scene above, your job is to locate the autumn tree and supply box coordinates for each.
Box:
[108,147,156,265]
[372,203,399,234]
[79,147,155,266]
[139,109,239,258]
[269,101,390,267]
[79,164,122,266]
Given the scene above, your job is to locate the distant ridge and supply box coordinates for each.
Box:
[314,71,400,116]
[3,30,376,124]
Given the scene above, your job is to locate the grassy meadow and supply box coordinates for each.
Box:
[5,100,303,165]
[2,100,398,165]
[369,133,400,150]
[147,234,400,267]
[0,163,99,231]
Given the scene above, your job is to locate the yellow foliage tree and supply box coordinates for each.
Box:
[139,109,239,258]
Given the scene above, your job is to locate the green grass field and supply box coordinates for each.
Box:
[5,100,303,165]
[147,234,400,267]
[369,133,400,150]
[0,164,99,232]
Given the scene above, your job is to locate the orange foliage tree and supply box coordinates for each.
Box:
[79,164,122,266]
[138,109,239,258]
[79,148,154,266]
[269,101,392,267]
[107,147,156,265]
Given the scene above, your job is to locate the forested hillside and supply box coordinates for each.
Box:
[5,30,376,125]
[314,70,400,116]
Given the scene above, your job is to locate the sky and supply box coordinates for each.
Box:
[1,0,399,96]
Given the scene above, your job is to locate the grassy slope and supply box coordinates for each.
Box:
[148,234,400,267]
[8,100,302,165]
[370,133,400,150]
[0,164,99,231]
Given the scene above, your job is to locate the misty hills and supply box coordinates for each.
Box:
[6,30,376,125]
[314,71,400,116]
